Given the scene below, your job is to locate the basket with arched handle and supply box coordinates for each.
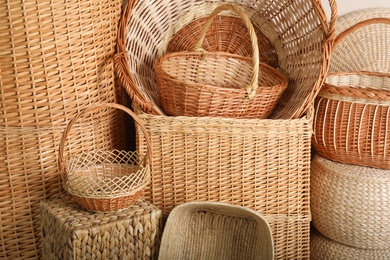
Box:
[154,3,288,119]
[58,103,152,212]
[313,18,390,169]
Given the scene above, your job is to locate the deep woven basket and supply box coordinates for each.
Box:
[311,154,390,250]
[58,103,151,212]
[311,228,390,260]
[312,18,390,169]
[114,0,337,119]
[158,202,274,260]
[154,4,288,118]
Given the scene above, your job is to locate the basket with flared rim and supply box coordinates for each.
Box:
[154,3,288,119]
[58,103,152,212]
[313,18,390,169]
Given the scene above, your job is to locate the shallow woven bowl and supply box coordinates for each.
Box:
[158,202,274,260]
[311,154,390,250]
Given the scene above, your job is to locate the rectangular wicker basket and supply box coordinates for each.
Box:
[134,104,313,259]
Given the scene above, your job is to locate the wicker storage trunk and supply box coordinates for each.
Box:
[135,105,313,259]
[40,196,162,260]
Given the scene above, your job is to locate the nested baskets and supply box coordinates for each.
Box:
[58,103,151,212]
[115,0,337,119]
[311,154,390,250]
[312,18,390,169]
[158,202,274,260]
[154,4,288,118]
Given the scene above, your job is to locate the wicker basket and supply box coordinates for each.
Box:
[134,104,313,259]
[58,103,151,212]
[329,9,390,73]
[312,18,390,169]
[158,202,274,260]
[40,195,162,260]
[154,4,288,118]
[0,0,122,127]
[311,228,390,260]
[114,0,337,119]
[0,113,125,259]
[311,154,390,250]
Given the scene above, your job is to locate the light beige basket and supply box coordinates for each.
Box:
[58,103,151,212]
[0,0,122,127]
[311,228,390,260]
[311,154,390,250]
[154,4,288,118]
[159,202,274,260]
[329,8,390,73]
[115,0,337,119]
[312,18,390,169]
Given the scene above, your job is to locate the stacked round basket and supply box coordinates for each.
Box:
[114,0,337,259]
[0,1,125,259]
[311,9,390,259]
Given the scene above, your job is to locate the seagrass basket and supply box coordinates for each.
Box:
[114,0,337,119]
[312,18,390,169]
[154,4,288,118]
[311,228,390,260]
[158,202,274,260]
[311,154,390,250]
[58,103,151,212]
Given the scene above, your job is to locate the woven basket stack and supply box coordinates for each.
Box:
[114,0,337,259]
[311,9,390,259]
[0,1,125,259]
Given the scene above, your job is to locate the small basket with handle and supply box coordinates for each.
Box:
[58,103,152,212]
[154,3,288,119]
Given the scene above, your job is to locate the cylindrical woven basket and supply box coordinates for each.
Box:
[158,202,274,260]
[154,4,288,118]
[58,103,152,212]
[311,228,390,260]
[311,154,390,250]
[0,0,122,127]
[329,8,390,73]
[115,0,337,119]
[312,18,390,169]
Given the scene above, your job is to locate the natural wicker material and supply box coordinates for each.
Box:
[311,154,390,250]
[58,103,151,212]
[134,104,313,259]
[0,0,122,127]
[115,0,337,119]
[329,9,390,73]
[0,113,125,259]
[158,202,274,260]
[154,4,288,118]
[40,195,162,260]
[311,228,390,260]
[165,15,279,69]
[313,17,390,169]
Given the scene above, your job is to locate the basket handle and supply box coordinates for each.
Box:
[57,103,152,180]
[312,0,338,41]
[193,3,259,100]
[333,18,390,49]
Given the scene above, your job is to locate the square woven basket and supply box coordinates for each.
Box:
[40,196,162,260]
